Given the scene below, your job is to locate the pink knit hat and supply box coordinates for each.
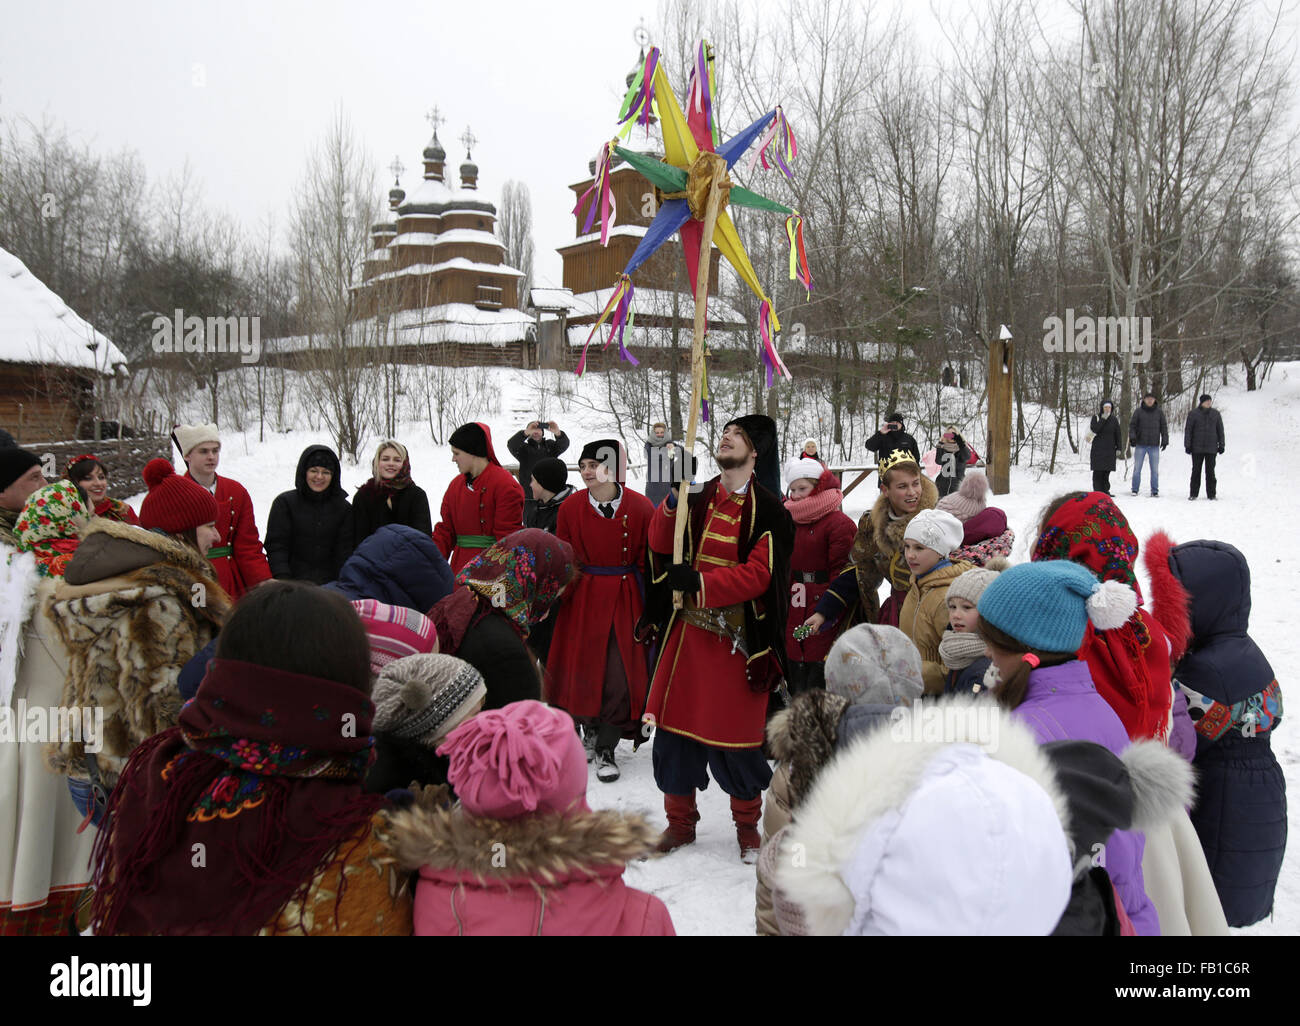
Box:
[438,700,589,819]
[936,471,988,523]
[351,598,439,676]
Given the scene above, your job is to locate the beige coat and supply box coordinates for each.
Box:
[898,560,974,695]
[0,574,97,910]
[1141,810,1230,936]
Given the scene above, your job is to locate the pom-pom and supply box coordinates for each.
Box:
[957,472,988,503]
[985,556,1012,573]
[142,458,175,489]
[399,677,431,712]
[1086,579,1138,631]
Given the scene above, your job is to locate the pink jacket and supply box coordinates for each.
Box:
[385,803,675,937]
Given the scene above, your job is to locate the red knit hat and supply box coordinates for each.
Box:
[138,458,219,533]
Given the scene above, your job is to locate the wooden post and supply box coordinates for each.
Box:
[987,329,1014,494]
[672,162,728,609]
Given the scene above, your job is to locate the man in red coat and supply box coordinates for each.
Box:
[639,416,794,862]
[174,423,271,601]
[433,422,525,574]
[546,438,653,784]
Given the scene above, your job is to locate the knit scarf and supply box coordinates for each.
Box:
[1031,491,1171,740]
[90,659,383,936]
[14,480,88,578]
[452,528,574,637]
[784,486,844,525]
[938,630,988,670]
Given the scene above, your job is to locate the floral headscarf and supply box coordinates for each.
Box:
[455,529,575,636]
[1031,492,1141,601]
[14,479,89,577]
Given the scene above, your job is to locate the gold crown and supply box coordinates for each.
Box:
[879,448,920,476]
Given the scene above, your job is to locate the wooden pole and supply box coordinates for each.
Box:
[672,163,728,609]
[987,334,1014,494]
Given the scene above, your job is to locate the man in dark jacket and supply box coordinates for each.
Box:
[507,419,569,521]
[1128,392,1169,497]
[265,444,354,584]
[864,412,921,464]
[644,422,685,508]
[1089,398,1123,495]
[1184,394,1225,500]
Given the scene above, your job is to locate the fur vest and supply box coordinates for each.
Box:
[850,475,939,618]
[45,519,231,784]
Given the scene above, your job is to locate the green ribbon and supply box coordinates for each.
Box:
[456,535,495,549]
[205,545,232,559]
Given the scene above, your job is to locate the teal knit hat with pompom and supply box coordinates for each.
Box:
[977,560,1137,653]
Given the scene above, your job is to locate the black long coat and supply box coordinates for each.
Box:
[265,444,354,584]
[1089,401,1123,472]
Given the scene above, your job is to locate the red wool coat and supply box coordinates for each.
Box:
[432,463,525,574]
[643,488,773,748]
[546,488,653,719]
[785,509,856,664]
[189,473,271,600]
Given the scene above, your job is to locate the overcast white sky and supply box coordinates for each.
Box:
[2,0,1295,288]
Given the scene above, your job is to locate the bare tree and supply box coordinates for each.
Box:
[497,180,535,309]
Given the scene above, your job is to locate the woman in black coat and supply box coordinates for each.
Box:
[352,440,433,547]
[933,428,971,498]
[1088,398,1123,495]
[265,444,354,584]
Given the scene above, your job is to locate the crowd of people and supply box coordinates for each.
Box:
[0,392,1282,936]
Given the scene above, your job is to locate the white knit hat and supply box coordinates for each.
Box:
[903,509,964,558]
[783,456,825,490]
[172,423,220,458]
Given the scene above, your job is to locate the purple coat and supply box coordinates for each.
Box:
[1013,660,1160,936]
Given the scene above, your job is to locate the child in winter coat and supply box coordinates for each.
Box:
[898,509,973,695]
[805,449,939,634]
[365,653,487,796]
[755,625,924,935]
[523,457,573,534]
[326,524,455,613]
[781,457,856,694]
[976,560,1163,934]
[385,700,675,936]
[935,472,1015,566]
[938,559,1008,695]
[1147,535,1286,928]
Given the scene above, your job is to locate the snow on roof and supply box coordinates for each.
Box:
[400,177,453,207]
[567,286,747,325]
[557,224,652,251]
[565,321,752,350]
[529,287,577,311]
[361,258,525,285]
[0,247,128,370]
[366,249,393,262]
[266,303,534,351]
[432,228,503,248]
[391,232,442,247]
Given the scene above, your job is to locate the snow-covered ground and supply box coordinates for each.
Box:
[139,361,1299,936]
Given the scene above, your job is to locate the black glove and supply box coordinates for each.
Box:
[1185,447,1192,455]
[667,563,702,595]
[1161,443,1167,451]
[1218,447,1224,455]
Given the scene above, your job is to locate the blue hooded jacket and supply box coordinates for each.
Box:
[324,524,454,613]
[1168,539,1286,928]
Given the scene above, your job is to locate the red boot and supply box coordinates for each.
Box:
[656,792,700,853]
[731,795,763,862]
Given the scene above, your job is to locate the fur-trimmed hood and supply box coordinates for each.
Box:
[383,804,659,884]
[775,696,1193,935]
[1142,530,1192,664]
[61,517,225,591]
